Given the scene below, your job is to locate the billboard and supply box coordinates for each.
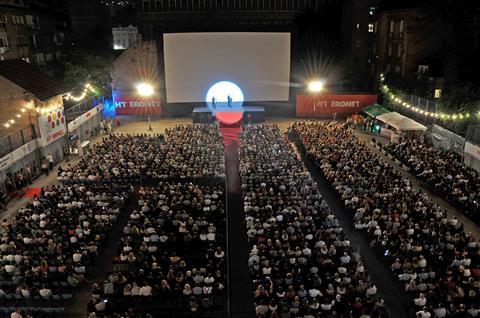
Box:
[114,96,162,116]
[38,107,66,146]
[296,94,378,118]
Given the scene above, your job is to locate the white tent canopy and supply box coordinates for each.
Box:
[376,112,427,131]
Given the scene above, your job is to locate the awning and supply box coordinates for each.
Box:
[376,112,428,131]
[363,103,392,118]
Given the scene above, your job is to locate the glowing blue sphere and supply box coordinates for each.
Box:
[206,81,244,107]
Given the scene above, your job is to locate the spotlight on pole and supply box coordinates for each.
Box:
[308,80,324,93]
[136,83,154,97]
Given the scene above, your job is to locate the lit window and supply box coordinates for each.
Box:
[418,65,429,73]
[368,24,374,32]
[389,21,395,34]
[356,23,360,30]
[434,89,442,99]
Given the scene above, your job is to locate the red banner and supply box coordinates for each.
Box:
[296,94,377,118]
[114,96,162,116]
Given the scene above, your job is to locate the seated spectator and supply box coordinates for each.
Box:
[241,124,385,317]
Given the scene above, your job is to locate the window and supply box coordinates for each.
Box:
[45,53,53,61]
[0,14,6,28]
[399,20,405,34]
[143,0,150,12]
[168,0,175,10]
[155,0,163,10]
[356,23,360,30]
[0,35,8,51]
[418,65,429,73]
[434,89,442,99]
[374,21,377,33]
[388,43,392,56]
[395,66,400,73]
[36,53,45,65]
[397,44,402,57]
[25,15,34,26]
[16,35,26,46]
[389,21,395,35]
[368,23,374,32]
[369,6,377,16]
[30,34,37,48]
[354,40,361,47]
[386,64,391,73]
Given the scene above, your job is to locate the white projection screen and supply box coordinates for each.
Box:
[163,32,291,103]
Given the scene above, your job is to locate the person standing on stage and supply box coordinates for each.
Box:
[212,96,216,109]
[227,95,232,108]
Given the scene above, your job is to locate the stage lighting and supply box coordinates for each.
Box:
[206,81,244,107]
[136,83,154,97]
[308,80,324,93]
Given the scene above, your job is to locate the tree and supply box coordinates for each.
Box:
[62,51,114,96]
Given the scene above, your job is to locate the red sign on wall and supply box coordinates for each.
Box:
[296,94,377,118]
[114,96,162,116]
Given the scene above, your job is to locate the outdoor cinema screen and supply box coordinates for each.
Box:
[163,32,291,103]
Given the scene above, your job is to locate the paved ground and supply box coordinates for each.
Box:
[3,117,480,318]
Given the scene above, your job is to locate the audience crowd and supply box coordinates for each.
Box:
[57,125,224,183]
[240,124,389,318]
[149,125,225,179]
[0,183,130,315]
[57,134,163,183]
[291,121,480,318]
[87,182,226,317]
[384,139,480,223]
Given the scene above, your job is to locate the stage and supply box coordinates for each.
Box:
[192,105,265,124]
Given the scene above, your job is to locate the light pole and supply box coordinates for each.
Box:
[308,80,324,112]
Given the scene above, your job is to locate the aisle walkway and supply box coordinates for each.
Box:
[222,130,255,318]
[291,138,412,318]
[66,198,136,317]
[355,130,480,237]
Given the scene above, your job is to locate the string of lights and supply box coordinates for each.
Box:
[379,74,472,121]
[2,83,97,128]
[64,83,96,102]
[2,101,60,128]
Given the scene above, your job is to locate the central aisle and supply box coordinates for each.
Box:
[221,126,255,318]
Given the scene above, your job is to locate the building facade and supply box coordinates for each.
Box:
[341,0,380,92]
[0,0,70,76]
[69,0,112,52]
[370,8,443,90]
[112,25,139,50]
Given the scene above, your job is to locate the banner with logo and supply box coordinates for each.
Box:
[114,96,162,116]
[465,142,480,160]
[296,94,378,118]
[0,139,39,171]
[68,104,103,132]
[38,108,66,146]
